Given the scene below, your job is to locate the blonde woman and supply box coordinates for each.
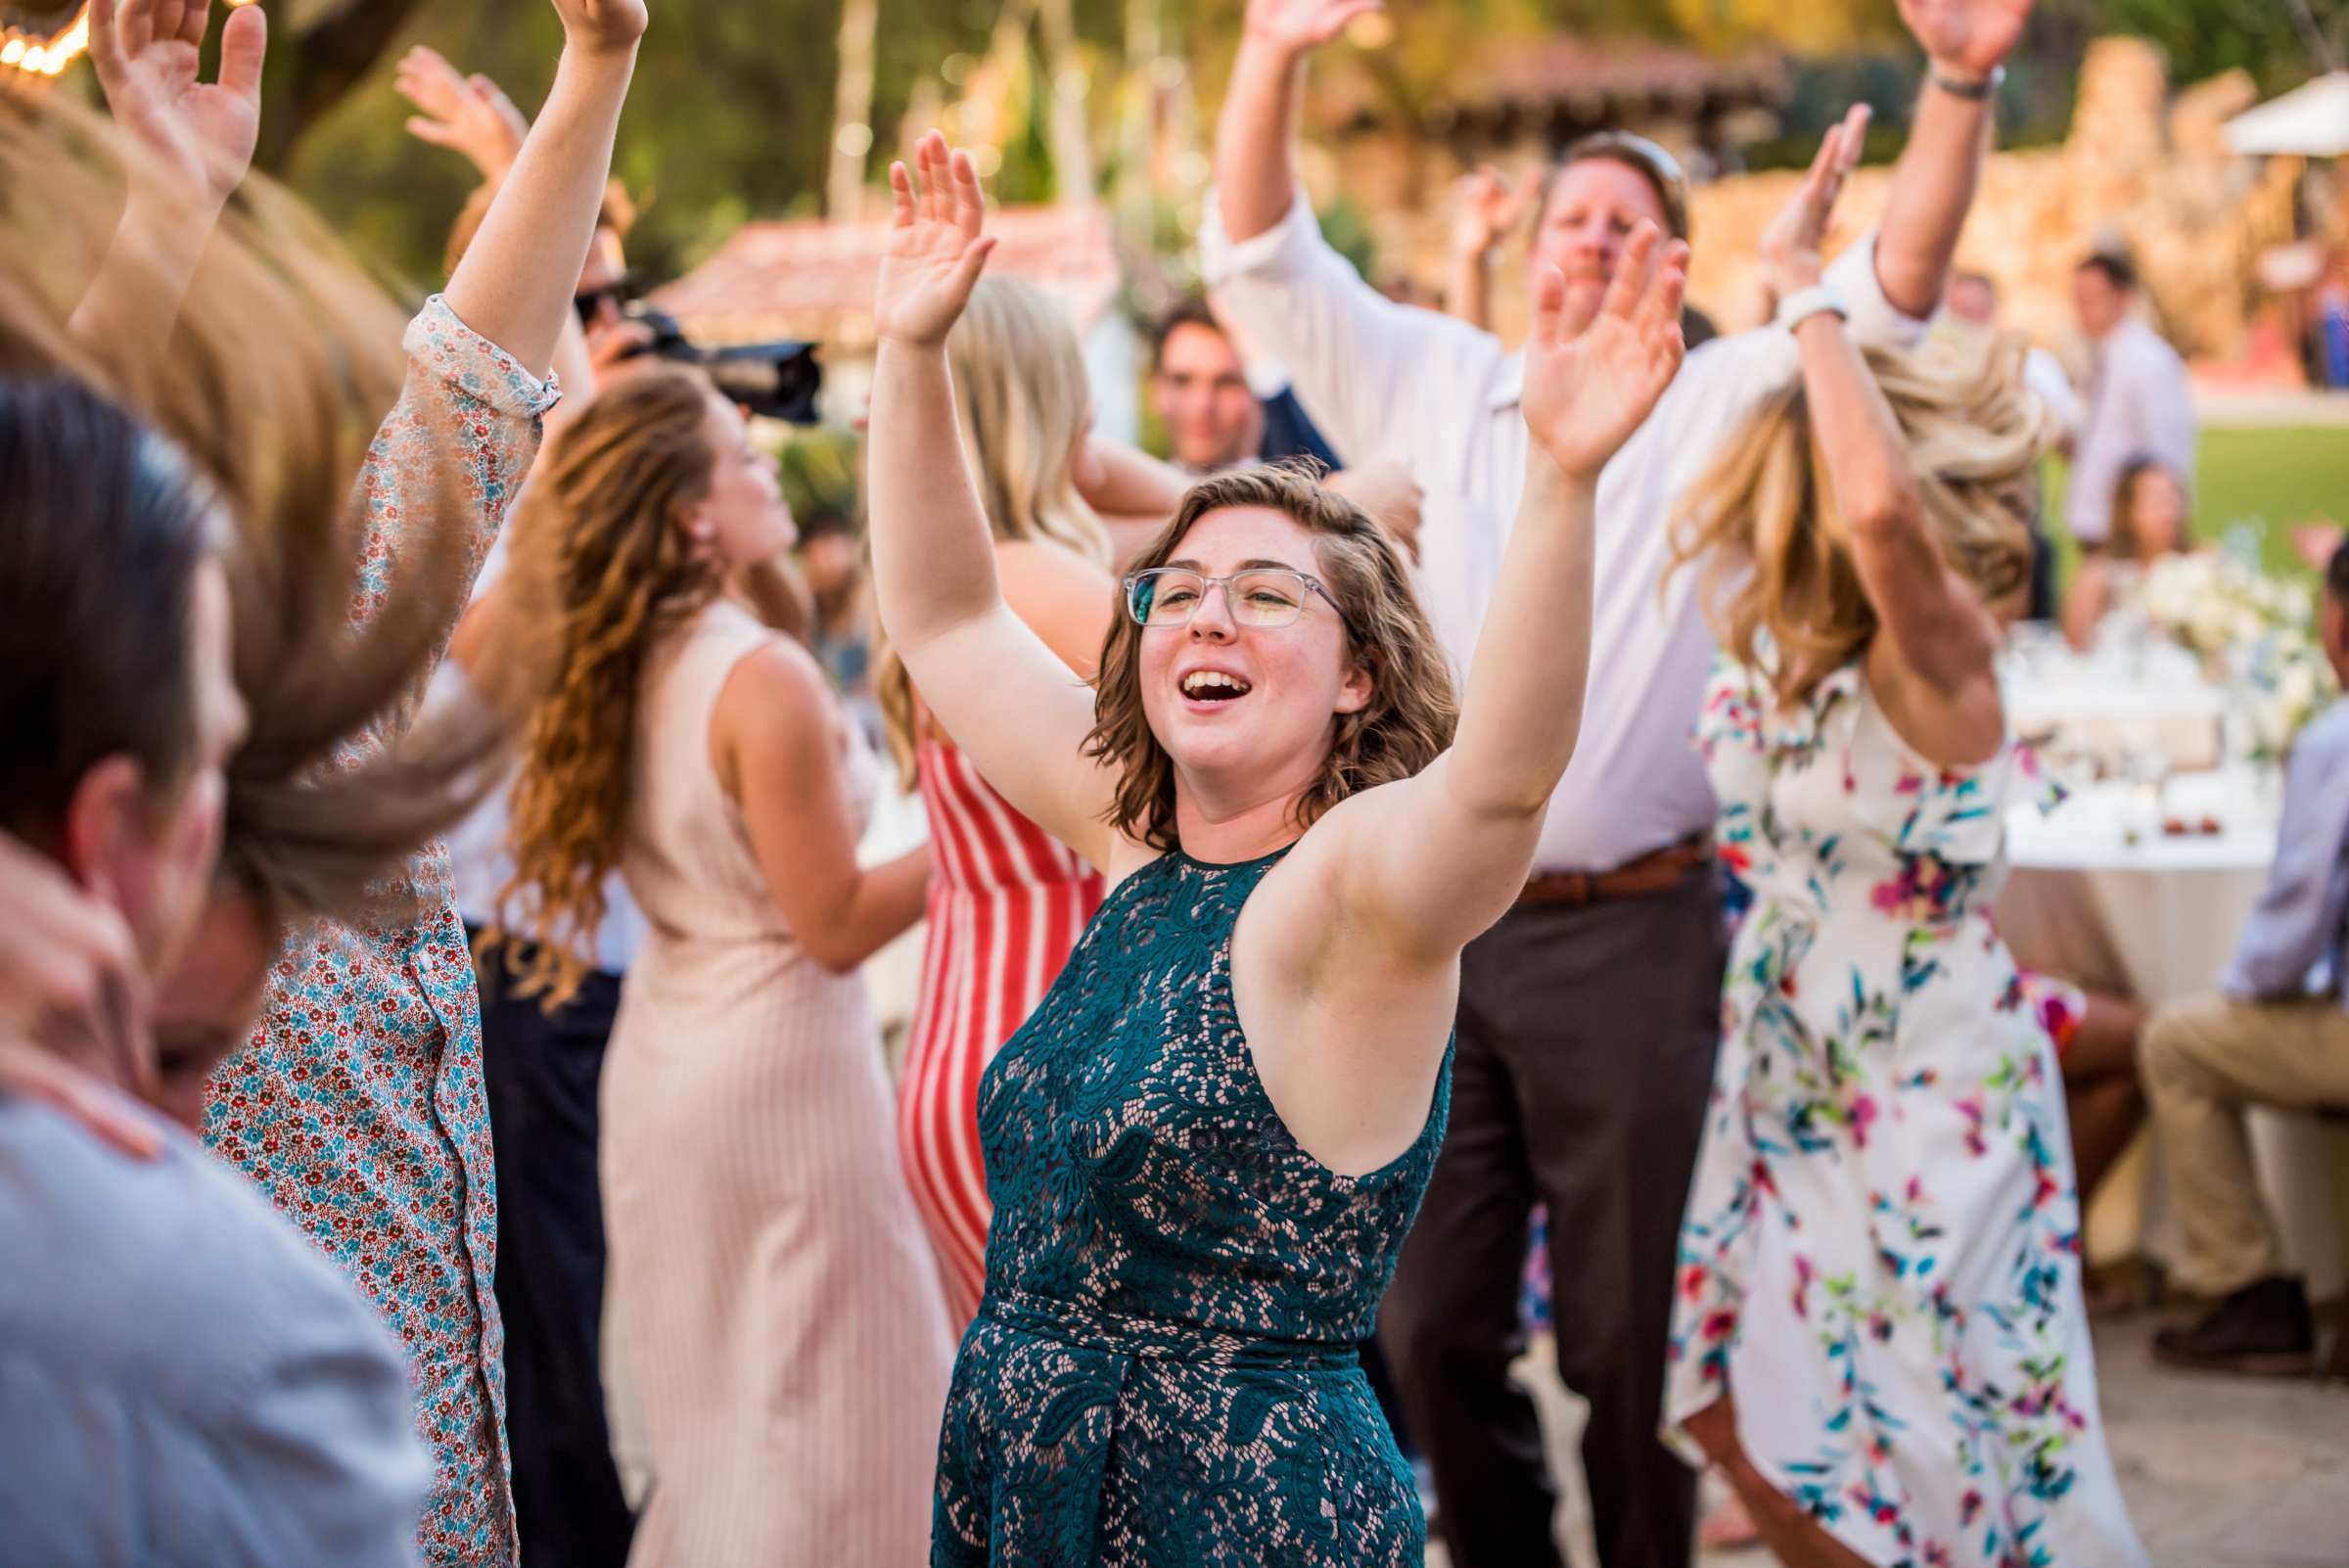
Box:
[489,370,949,1567]
[879,277,1125,1326]
[1660,125,2146,1568]
[871,132,1687,1567]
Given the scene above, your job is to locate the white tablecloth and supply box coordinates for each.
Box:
[1997,772,2349,1297]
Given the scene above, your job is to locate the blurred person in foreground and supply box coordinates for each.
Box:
[0,4,604,1554]
[40,0,651,1561]
[1205,1,2032,1560]
[2066,252,2195,554]
[2139,541,2349,1376]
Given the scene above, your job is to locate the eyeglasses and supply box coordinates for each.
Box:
[1124,568,1340,629]
[574,279,637,325]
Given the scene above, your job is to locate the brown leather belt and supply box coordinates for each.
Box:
[1516,836,1712,909]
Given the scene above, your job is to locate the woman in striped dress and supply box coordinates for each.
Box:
[488,369,949,1566]
[879,278,1171,1323]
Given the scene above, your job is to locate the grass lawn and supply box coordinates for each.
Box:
[2043,426,2349,589]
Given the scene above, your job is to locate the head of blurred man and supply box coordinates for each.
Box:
[1529,132,1690,340]
[1150,298,1265,473]
[2073,254,2137,342]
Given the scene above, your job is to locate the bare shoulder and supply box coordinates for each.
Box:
[709,632,837,790]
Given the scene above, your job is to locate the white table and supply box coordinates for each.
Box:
[1997,772,2349,1297]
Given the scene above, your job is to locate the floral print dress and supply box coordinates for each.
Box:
[205,298,555,1568]
[1663,661,2145,1568]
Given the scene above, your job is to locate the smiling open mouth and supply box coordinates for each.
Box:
[1181,671,1253,702]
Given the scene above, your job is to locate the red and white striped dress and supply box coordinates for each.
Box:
[898,738,1104,1326]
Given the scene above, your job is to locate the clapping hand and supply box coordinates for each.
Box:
[1243,0,1384,55]
[548,0,650,59]
[1757,105,1869,301]
[875,132,997,350]
[1898,0,2032,78]
[395,48,530,181]
[88,0,265,215]
[1451,165,1531,262]
[1521,223,1688,480]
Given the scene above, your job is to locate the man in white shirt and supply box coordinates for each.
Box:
[1203,4,2029,1563]
[2067,252,2197,548]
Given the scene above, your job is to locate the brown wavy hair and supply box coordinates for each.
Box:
[0,94,503,938]
[1669,333,2050,713]
[874,277,1111,784]
[1088,465,1457,852]
[485,368,729,1007]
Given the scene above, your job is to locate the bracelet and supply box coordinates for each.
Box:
[1930,65,2004,101]
[1774,285,1849,333]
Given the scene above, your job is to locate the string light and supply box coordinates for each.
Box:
[2,3,90,80]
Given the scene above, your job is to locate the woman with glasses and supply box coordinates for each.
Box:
[868,133,1688,1565]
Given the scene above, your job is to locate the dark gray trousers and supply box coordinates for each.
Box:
[1378,869,1725,1568]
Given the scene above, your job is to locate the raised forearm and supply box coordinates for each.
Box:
[443,45,636,376]
[1214,38,1309,245]
[866,341,1010,650]
[1447,248,1493,331]
[1074,438,1186,522]
[1875,75,1996,319]
[1446,448,1596,815]
[67,191,215,379]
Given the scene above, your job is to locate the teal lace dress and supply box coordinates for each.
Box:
[932,847,1451,1566]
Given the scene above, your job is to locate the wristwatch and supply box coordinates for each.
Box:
[1931,66,2004,101]
[1774,285,1849,333]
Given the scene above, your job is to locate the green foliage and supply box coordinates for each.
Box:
[2045,0,2344,92]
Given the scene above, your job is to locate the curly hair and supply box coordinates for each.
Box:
[1669,333,2050,714]
[488,368,728,1007]
[874,277,1111,784]
[1089,464,1458,852]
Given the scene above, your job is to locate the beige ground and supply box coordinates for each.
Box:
[1425,1313,2349,1568]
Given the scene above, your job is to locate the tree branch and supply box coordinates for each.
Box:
[253,0,429,172]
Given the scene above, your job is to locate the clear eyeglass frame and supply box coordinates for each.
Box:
[1123,567,1341,629]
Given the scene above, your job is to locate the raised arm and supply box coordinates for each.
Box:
[1445,165,1529,333]
[441,0,645,378]
[1773,120,2004,737]
[865,134,1120,870]
[1074,435,1187,569]
[1874,0,2033,317]
[1342,227,1688,960]
[1204,0,1496,469]
[69,0,265,370]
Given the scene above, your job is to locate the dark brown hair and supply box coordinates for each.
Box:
[1087,465,1456,852]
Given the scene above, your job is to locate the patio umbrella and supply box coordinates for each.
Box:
[2226,70,2349,158]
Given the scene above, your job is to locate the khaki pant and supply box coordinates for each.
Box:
[2141,993,2349,1295]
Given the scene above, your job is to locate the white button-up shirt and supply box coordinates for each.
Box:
[1201,193,1928,874]
[2067,315,2197,544]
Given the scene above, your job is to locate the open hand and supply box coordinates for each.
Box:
[1898,0,2032,79]
[1522,223,1688,480]
[1243,0,1385,55]
[0,834,158,1157]
[875,131,997,350]
[1757,105,1869,302]
[1451,165,1531,262]
[548,0,650,59]
[88,0,266,214]
[395,48,530,180]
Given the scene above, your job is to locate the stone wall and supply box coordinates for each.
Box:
[1333,38,2303,366]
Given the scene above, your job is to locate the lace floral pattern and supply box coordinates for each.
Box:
[935,849,1451,1566]
[205,297,556,1567]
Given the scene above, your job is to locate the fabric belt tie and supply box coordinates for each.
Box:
[1517,835,1714,910]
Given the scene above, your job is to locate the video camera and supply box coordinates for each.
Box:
[620,303,824,427]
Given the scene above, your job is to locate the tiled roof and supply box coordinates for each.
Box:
[652,202,1123,346]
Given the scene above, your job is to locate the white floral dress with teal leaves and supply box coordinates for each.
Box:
[1662,660,2146,1568]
